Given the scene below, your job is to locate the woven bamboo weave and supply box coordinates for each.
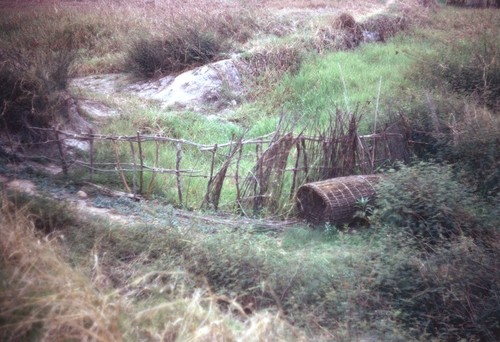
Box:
[296,175,381,225]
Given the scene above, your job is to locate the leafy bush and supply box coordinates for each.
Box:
[371,162,500,340]
[126,28,226,78]
[373,162,495,249]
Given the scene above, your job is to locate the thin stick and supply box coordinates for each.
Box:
[54,126,68,177]
[176,142,183,205]
[112,141,131,193]
[146,140,160,198]
[30,127,275,150]
[137,132,144,194]
[372,77,382,170]
[204,144,218,206]
[235,144,243,210]
[290,140,301,199]
[89,129,94,181]
[73,162,199,175]
[129,140,137,196]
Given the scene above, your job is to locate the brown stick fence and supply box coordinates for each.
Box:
[28,118,409,215]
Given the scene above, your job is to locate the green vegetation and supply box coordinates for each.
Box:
[2,162,498,340]
[1,1,499,341]
[271,39,415,129]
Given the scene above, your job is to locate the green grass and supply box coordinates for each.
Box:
[2,174,499,341]
[269,36,418,131]
[86,108,252,207]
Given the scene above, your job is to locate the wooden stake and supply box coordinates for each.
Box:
[290,140,301,199]
[235,145,243,209]
[253,142,261,212]
[204,144,218,206]
[372,77,382,171]
[301,138,308,182]
[146,140,159,198]
[137,132,144,194]
[176,142,183,205]
[54,127,68,177]
[129,140,137,196]
[112,141,131,193]
[89,129,94,181]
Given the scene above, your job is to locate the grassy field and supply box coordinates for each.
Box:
[1,1,499,341]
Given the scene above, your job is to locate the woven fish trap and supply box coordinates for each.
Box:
[295,175,381,225]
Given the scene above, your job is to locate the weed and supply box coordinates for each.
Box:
[360,13,410,42]
[399,8,500,196]
[242,43,303,100]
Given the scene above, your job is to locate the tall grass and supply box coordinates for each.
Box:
[270,38,416,131]
[0,0,261,77]
[0,194,306,341]
[0,195,122,341]
[398,7,500,197]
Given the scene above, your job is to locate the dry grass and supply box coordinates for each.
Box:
[0,0,261,76]
[0,194,306,341]
[263,0,388,16]
[0,196,122,341]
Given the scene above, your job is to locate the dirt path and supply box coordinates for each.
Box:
[0,168,302,231]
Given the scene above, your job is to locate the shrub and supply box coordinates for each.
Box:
[442,105,499,197]
[373,162,495,249]
[4,192,77,235]
[446,0,499,7]
[360,13,410,42]
[0,48,74,140]
[241,44,303,99]
[126,28,226,78]
[313,12,363,53]
[371,162,499,340]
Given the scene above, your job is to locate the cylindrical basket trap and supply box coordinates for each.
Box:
[295,175,381,225]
